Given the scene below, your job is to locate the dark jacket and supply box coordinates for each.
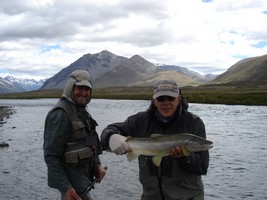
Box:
[43,73,102,196]
[101,99,209,200]
[43,98,102,195]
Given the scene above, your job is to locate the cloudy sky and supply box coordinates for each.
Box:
[0,0,267,80]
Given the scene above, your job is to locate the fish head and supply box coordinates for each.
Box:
[186,136,213,152]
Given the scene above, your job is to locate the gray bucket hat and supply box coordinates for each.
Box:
[70,70,92,88]
[153,79,180,99]
[62,70,93,104]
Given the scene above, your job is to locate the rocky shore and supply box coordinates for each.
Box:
[0,106,15,147]
[0,106,14,123]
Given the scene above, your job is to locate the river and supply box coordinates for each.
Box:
[0,99,266,200]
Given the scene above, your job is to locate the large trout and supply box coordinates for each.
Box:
[126,133,213,166]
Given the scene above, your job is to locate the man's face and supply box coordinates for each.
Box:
[73,85,91,105]
[153,95,181,118]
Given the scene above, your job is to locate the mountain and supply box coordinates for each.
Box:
[203,73,218,81]
[212,54,267,86]
[2,50,265,94]
[5,76,45,91]
[0,76,45,93]
[157,65,212,83]
[0,77,25,93]
[40,50,128,89]
[93,55,158,88]
[41,50,209,89]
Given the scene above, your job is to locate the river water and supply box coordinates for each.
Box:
[0,98,266,200]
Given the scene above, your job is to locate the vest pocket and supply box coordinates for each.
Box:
[78,147,93,159]
[65,151,78,163]
[64,147,93,164]
[72,120,87,139]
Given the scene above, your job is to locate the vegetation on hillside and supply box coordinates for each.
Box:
[212,54,267,85]
[0,85,266,106]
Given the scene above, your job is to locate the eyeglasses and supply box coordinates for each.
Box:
[156,96,176,102]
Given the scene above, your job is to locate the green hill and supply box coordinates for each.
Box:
[212,54,267,86]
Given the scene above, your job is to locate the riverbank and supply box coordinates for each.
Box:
[0,85,266,105]
[0,106,14,123]
[0,106,15,147]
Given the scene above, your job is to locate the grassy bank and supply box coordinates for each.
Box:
[181,86,267,105]
[0,86,266,105]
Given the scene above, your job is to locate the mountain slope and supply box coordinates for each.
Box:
[212,54,267,86]
[41,51,208,89]
[94,55,158,88]
[0,77,26,93]
[143,70,201,86]
[5,76,45,91]
[0,76,45,93]
[1,51,266,93]
[40,50,128,89]
[157,65,210,83]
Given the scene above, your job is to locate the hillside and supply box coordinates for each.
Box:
[0,76,45,93]
[0,77,26,93]
[94,55,157,87]
[40,50,128,89]
[41,50,209,90]
[1,51,266,93]
[212,54,267,86]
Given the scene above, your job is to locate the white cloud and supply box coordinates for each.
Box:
[0,0,267,79]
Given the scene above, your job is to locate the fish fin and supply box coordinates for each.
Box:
[152,156,162,167]
[126,152,139,162]
[126,136,133,141]
[182,147,190,156]
[150,134,162,138]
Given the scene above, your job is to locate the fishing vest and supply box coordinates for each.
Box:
[51,98,101,165]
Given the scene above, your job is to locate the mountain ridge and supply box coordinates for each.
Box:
[1,50,266,93]
[40,50,212,90]
[212,54,267,86]
[0,76,45,93]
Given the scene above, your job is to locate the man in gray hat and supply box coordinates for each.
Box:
[44,70,106,200]
[101,79,209,200]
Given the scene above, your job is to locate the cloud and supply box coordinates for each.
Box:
[0,0,267,80]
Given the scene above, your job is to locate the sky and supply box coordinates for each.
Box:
[0,0,267,80]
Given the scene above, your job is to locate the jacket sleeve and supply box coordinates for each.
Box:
[101,122,126,150]
[101,112,145,150]
[178,116,210,175]
[43,109,72,192]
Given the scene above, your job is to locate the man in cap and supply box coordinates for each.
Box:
[44,70,106,200]
[101,79,209,200]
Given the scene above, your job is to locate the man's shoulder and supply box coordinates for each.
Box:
[183,110,202,120]
[54,98,71,107]
[133,110,151,119]
[47,99,70,118]
[48,106,68,119]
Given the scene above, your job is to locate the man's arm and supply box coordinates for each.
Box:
[43,109,72,192]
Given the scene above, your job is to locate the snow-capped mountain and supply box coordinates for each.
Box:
[0,76,46,93]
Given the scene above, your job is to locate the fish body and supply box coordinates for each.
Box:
[126,133,213,166]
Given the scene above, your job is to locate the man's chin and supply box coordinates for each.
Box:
[75,98,88,106]
[161,112,173,118]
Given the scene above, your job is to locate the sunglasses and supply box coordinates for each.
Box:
[156,96,176,102]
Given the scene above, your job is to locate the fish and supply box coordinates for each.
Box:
[126,133,213,167]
